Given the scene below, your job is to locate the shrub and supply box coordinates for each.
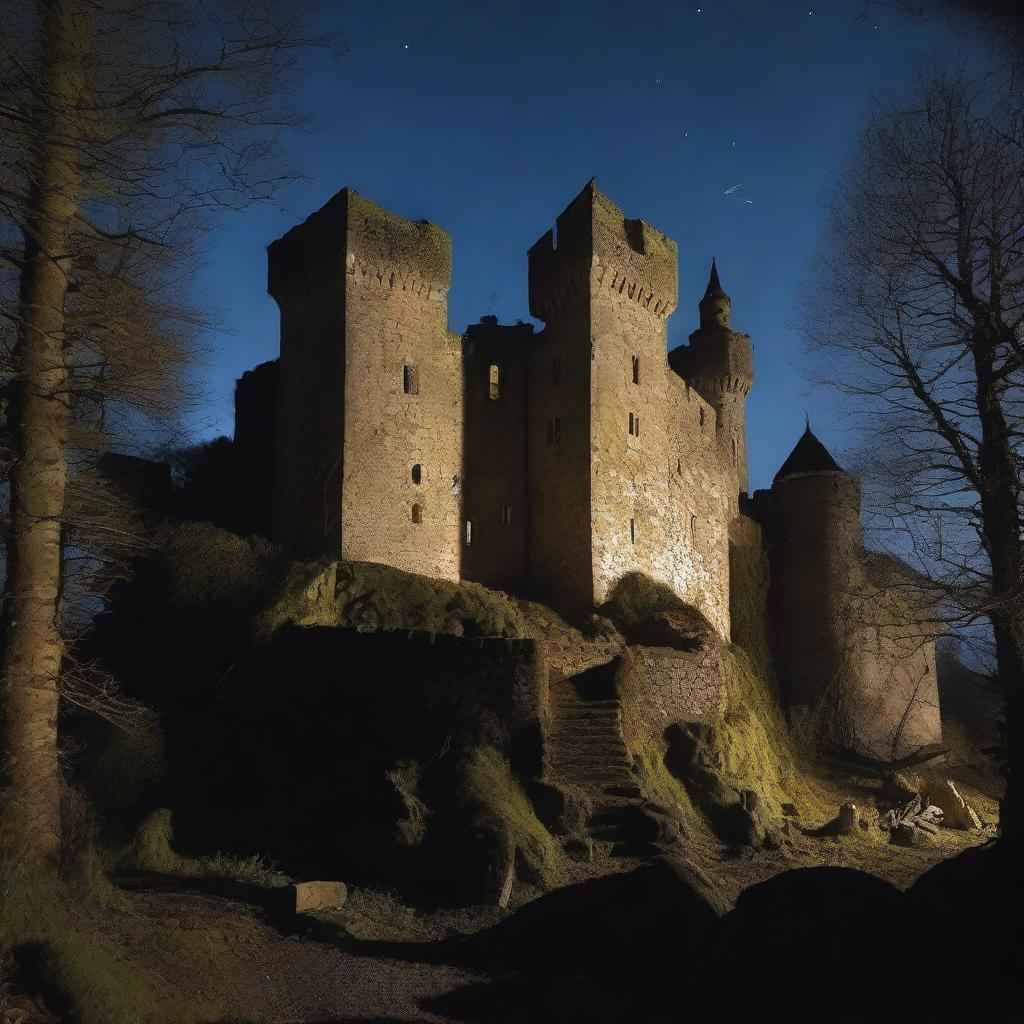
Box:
[599,572,688,632]
[457,745,562,888]
[258,559,528,639]
[387,759,432,847]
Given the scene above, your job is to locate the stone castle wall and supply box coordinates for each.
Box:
[461,319,531,590]
[339,197,462,581]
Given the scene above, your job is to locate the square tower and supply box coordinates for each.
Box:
[527,183,731,633]
[267,188,462,580]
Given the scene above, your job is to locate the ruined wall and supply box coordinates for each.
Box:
[461,317,530,590]
[615,642,726,752]
[840,557,942,760]
[339,193,461,581]
[233,359,279,538]
[585,188,731,636]
[526,189,597,609]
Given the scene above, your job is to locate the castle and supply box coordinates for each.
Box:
[235,181,942,763]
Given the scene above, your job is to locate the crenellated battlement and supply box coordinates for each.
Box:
[268,188,451,305]
[529,181,677,322]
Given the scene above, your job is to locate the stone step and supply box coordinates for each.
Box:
[545,747,630,763]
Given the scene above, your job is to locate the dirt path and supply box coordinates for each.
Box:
[118,887,483,1023]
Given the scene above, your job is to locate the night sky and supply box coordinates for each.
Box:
[197,0,988,493]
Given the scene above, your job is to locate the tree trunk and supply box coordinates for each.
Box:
[971,325,1024,840]
[0,0,85,863]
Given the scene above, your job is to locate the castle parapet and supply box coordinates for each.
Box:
[268,188,451,305]
[528,181,677,322]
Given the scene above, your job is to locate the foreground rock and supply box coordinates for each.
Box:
[924,777,982,830]
[292,881,348,914]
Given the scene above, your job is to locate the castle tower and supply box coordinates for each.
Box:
[670,259,753,509]
[267,187,463,579]
[767,426,942,759]
[767,426,863,711]
[526,182,732,632]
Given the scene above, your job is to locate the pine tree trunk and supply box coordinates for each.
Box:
[0,0,85,863]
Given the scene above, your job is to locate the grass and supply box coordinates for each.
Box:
[119,808,289,887]
[0,856,210,1024]
[458,745,563,888]
[386,759,432,847]
[257,559,528,639]
[598,572,688,633]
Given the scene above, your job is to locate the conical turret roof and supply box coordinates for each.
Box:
[773,425,844,483]
[702,257,728,300]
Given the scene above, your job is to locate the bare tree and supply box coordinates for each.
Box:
[0,0,339,862]
[806,63,1023,832]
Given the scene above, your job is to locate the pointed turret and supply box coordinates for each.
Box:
[773,425,845,484]
[699,257,731,330]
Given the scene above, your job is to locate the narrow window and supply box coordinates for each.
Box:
[465,519,473,544]
[690,514,697,544]
[732,437,738,465]
[630,518,636,545]
[677,458,681,475]
[403,363,419,395]
[412,503,422,525]
[500,504,512,526]
[552,357,562,385]
[628,412,635,435]
[488,363,501,400]
[635,415,640,437]
[699,407,705,430]
[632,355,640,385]
[411,463,422,485]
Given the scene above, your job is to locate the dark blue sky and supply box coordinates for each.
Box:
[198,0,982,492]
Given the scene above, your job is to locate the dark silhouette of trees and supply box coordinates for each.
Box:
[806,64,1023,832]
[0,0,340,863]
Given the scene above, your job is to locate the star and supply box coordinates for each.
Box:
[403,43,409,48]
[731,141,736,147]
[655,78,662,85]
[683,131,689,137]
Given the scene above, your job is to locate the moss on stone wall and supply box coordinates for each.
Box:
[257,559,528,639]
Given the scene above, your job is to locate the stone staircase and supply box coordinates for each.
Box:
[544,662,661,860]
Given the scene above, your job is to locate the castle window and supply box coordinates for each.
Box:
[500,504,512,526]
[732,437,738,465]
[403,363,419,395]
[628,412,640,437]
[488,364,501,400]
[465,519,473,545]
[630,518,636,545]
[677,458,681,475]
[412,503,422,525]
[632,355,640,385]
[690,514,697,544]
[699,407,705,430]
[628,412,634,435]
[552,357,562,385]
[411,463,422,485]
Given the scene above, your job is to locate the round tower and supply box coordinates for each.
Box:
[680,259,754,505]
[768,426,863,717]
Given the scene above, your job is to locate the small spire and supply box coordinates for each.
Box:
[703,256,725,299]
[805,411,811,431]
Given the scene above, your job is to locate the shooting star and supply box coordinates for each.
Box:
[723,184,743,195]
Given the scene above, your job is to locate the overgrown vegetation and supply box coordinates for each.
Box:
[599,572,689,633]
[118,808,288,887]
[0,859,208,1024]
[258,558,528,639]
[457,745,562,889]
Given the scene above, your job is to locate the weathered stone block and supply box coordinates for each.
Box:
[292,880,348,914]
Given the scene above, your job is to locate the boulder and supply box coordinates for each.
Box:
[891,823,920,847]
[292,880,348,914]
[837,802,859,835]
[925,778,982,830]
